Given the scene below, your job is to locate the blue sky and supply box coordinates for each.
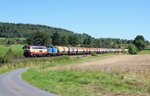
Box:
[0,0,150,41]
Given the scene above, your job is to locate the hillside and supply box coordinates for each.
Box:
[0,22,74,38]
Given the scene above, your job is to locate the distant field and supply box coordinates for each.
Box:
[139,49,150,54]
[0,45,24,58]
[22,54,150,96]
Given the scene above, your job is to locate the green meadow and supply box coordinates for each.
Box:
[0,45,24,58]
[139,49,150,54]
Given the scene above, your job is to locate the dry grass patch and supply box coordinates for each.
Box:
[62,55,150,76]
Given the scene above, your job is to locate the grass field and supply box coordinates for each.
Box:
[139,49,150,54]
[22,54,150,96]
[0,45,24,58]
[22,69,149,96]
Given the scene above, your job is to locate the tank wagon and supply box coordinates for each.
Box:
[55,46,64,55]
[68,47,77,55]
[77,47,84,54]
[23,45,126,57]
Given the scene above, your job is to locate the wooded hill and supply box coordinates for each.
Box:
[0,22,149,48]
[0,22,74,38]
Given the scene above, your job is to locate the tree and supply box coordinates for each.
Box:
[83,37,92,47]
[26,31,51,46]
[60,36,68,46]
[51,32,61,45]
[133,35,146,51]
[128,44,138,54]
[25,38,32,45]
[68,35,79,46]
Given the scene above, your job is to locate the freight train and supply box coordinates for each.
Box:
[23,45,126,57]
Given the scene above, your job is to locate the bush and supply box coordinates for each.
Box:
[0,48,15,65]
[6,39,16,45]
[91,52,97,56]
[0,57,5,64]
[128,44,138,55]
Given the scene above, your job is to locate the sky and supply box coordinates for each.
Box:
[0,0,150,41]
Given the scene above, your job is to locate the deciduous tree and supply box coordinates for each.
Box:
[133,35,146,51]
[26,31,51,46]
[52,32,61,45]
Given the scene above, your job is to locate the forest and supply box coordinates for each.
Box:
[0,22,149,49]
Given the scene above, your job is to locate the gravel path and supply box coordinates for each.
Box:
[0,69,56,96]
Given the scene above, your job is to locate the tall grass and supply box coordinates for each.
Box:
[22,69,150,96]
[91,52,98,56]
[0,53,116,74]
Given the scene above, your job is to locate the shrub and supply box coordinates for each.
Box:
[128,44,138,55]
[0,57,5,65]
[6,39,16,45]
[91,52,97,56]
[61,55,70,60]
[0,48,15,65]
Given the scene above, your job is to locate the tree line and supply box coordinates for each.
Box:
[25,31,135,49]
[0,22,149,52]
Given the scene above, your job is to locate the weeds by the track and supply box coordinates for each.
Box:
[0,53,116,74]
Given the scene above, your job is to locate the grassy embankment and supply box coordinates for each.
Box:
[0,45,24,58]
[22,54,150,96]
[0,45,113,74]
[0,45,24,74]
